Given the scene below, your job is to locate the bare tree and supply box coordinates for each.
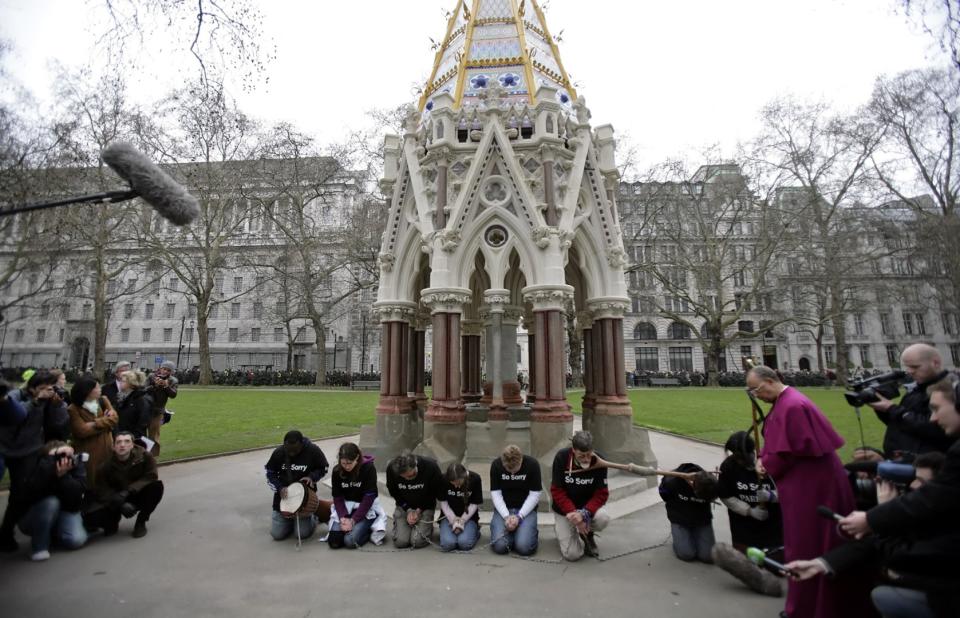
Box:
[137,81,258,384]
[900,0,960,74]
[623,157,789,385]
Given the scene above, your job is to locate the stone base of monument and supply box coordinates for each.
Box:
[358,412,422,471]
[591,413,659,469]
[412,421,466,472]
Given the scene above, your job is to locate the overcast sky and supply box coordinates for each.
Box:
[0,0,946,165]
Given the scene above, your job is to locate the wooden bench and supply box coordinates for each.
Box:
[351,380,381,391]
[648,377,681,387]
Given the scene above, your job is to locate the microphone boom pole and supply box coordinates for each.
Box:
[0,190,137,218]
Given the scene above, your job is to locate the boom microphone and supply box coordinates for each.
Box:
[101,142,200,225]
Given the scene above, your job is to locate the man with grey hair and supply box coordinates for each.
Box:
[102,361,132,409]
[550,430,610,560]
[146,361,178,443]
[868,343,951,459]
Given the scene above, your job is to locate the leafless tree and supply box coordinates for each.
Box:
[900,0,960,75]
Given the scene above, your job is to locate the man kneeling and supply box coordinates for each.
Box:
[386,452,441,548]
[84,432,163,538]
[551,431,610,560]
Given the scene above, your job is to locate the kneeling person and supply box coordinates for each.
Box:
[387,453,442,548]
[659,463,719,563]
[439,463,483,552]
[85,432,164,538]
[551,431,610,561]
[265,430,330,541]
[489,444,541,556]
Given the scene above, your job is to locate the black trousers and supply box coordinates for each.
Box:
[84,480,164,530]
[0,456,30,537]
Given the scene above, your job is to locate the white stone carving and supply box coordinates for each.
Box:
[378,252,396,272]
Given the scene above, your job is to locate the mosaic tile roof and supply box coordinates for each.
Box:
[420,0,576,113]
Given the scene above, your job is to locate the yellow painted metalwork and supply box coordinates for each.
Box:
[511,0,537,104]
[419,1,466,111]
[530,0,576,100]
[452,0,481,108]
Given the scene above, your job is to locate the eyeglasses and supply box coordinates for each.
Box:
[745,385,763,396]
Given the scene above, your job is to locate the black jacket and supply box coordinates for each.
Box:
[876,371,954,458]
[0,389,69,458]
[101,381,122,409]
[4,448,87,526]
[116,388,153,440]
[264,438,329,511]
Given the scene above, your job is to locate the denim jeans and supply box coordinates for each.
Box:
[18,496,87,553]
[439,518,480,552]
[490,509,538,556]
[328,516,373,549]
[871,586,935,618]
[270,510,316,541]
[671,523,715,563]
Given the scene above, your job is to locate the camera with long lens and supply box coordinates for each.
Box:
[58,451,90,467]
[846,460,916,503]
[844,370,907,407]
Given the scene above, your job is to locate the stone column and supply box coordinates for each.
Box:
[588,298,656,468]
[480,290,511,421]
[416,288,471,469]
[413,316,428,411]
[501,306,524,407]
[523,311,536,405]
[580,311,596,431]
[460,319,483,403]
[364,301,420,469]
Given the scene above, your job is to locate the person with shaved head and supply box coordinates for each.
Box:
[868,343,953,460]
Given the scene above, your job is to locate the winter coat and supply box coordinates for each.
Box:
[94,445,159,503]
[0,389,69,459]
[68,397,118,488]
[116,388,153,440]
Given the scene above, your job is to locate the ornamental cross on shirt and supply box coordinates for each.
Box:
[490,455,542,509]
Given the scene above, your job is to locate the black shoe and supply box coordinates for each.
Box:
[0,534,18,552]
[132,521,147,538]
[583,532,599,558]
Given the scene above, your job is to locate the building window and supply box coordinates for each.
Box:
[740,344,753,360]
[251,328,261,343]
[886,344,900,367]
[229,328,239,343]
[853,313,864,336]
[124,304,134,319]
[859,344,870,366]
[40,304,49,319]
[168,277,178,291]
[634,322,658,340]
[231,303,240,319]
[145,304,154,320]
[635,347,659,372]
[60,304,69,320]
[36,329,45,343]
[253,302,263,319]
[733,270,746,287]
[142,328,151,342]
[215,275,224,293]
[207,328,216,342]
[233,276,243,293]
[121,328,129,343]
[163,328,173,343]
[879,312,891,335]
[188,304,197,319]
[942,313,957,336]
[668,322,691,339]
[738,320,754,333]
[13,329,23,342]
[58,329,64,343]
[165,303,176,319]
[210,305,219,319]
[274,327,283,343]
[915,312,926,336]
[185,328,193,342]
[668,347,693,372]
[82,304,91,320]
[951,344,960,367]
[902,312,914,335]
[825,345,835,366]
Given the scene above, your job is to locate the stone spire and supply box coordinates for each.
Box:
[420,0,577,113]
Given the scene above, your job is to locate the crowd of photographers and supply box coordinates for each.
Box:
[782,343,960,618]
[0,367,166,561]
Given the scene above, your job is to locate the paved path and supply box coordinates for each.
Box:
[0,431,783,618]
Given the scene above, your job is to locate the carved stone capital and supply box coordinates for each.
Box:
[606,247,628,269]
[435,229,461,253]
[522,284,575,312]
[586,297,630,320]
[378,252,396,272]
[372,301,419,323]
[421,288,471,314]
[577,311,595,330]
[483,289,510,307]
[502,305,524,324]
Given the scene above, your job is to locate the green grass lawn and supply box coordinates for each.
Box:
[570,387,884,462]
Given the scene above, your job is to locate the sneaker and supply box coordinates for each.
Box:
[132,521,148,538]
[0,535,18,552]
[30,550,50,561]
[582,532,599,558]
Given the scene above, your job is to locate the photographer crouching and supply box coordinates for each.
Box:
[825,374,960,617]
[866,344,954,460]
[2,441,89,561]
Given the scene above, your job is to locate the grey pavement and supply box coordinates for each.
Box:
[0,430,783,618]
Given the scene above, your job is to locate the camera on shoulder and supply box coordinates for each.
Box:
[844,370,907,407]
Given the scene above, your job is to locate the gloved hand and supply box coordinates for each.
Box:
[120,502,139,518]
[756,488,777,503]
[748,506,769,521]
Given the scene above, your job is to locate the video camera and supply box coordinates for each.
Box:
[844,370,907,407]
[845,460,916,500]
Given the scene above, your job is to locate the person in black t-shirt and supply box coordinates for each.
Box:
[551,431,609,561]
[712,431,785,597]
[438,462,483,552]
[386,452,442,549]
[264,430,329,541]
[659,462,719,563]
[489,444,541,555]
[329,442,378,549]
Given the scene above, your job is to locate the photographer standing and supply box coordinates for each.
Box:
[4,441,88,561]
[146,361,177,445]
[869,344,953,460]
[0,371,70,552]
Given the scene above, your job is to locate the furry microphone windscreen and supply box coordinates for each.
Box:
[101,142,200,225]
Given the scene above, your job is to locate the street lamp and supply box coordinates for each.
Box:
[186,319,195,369]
